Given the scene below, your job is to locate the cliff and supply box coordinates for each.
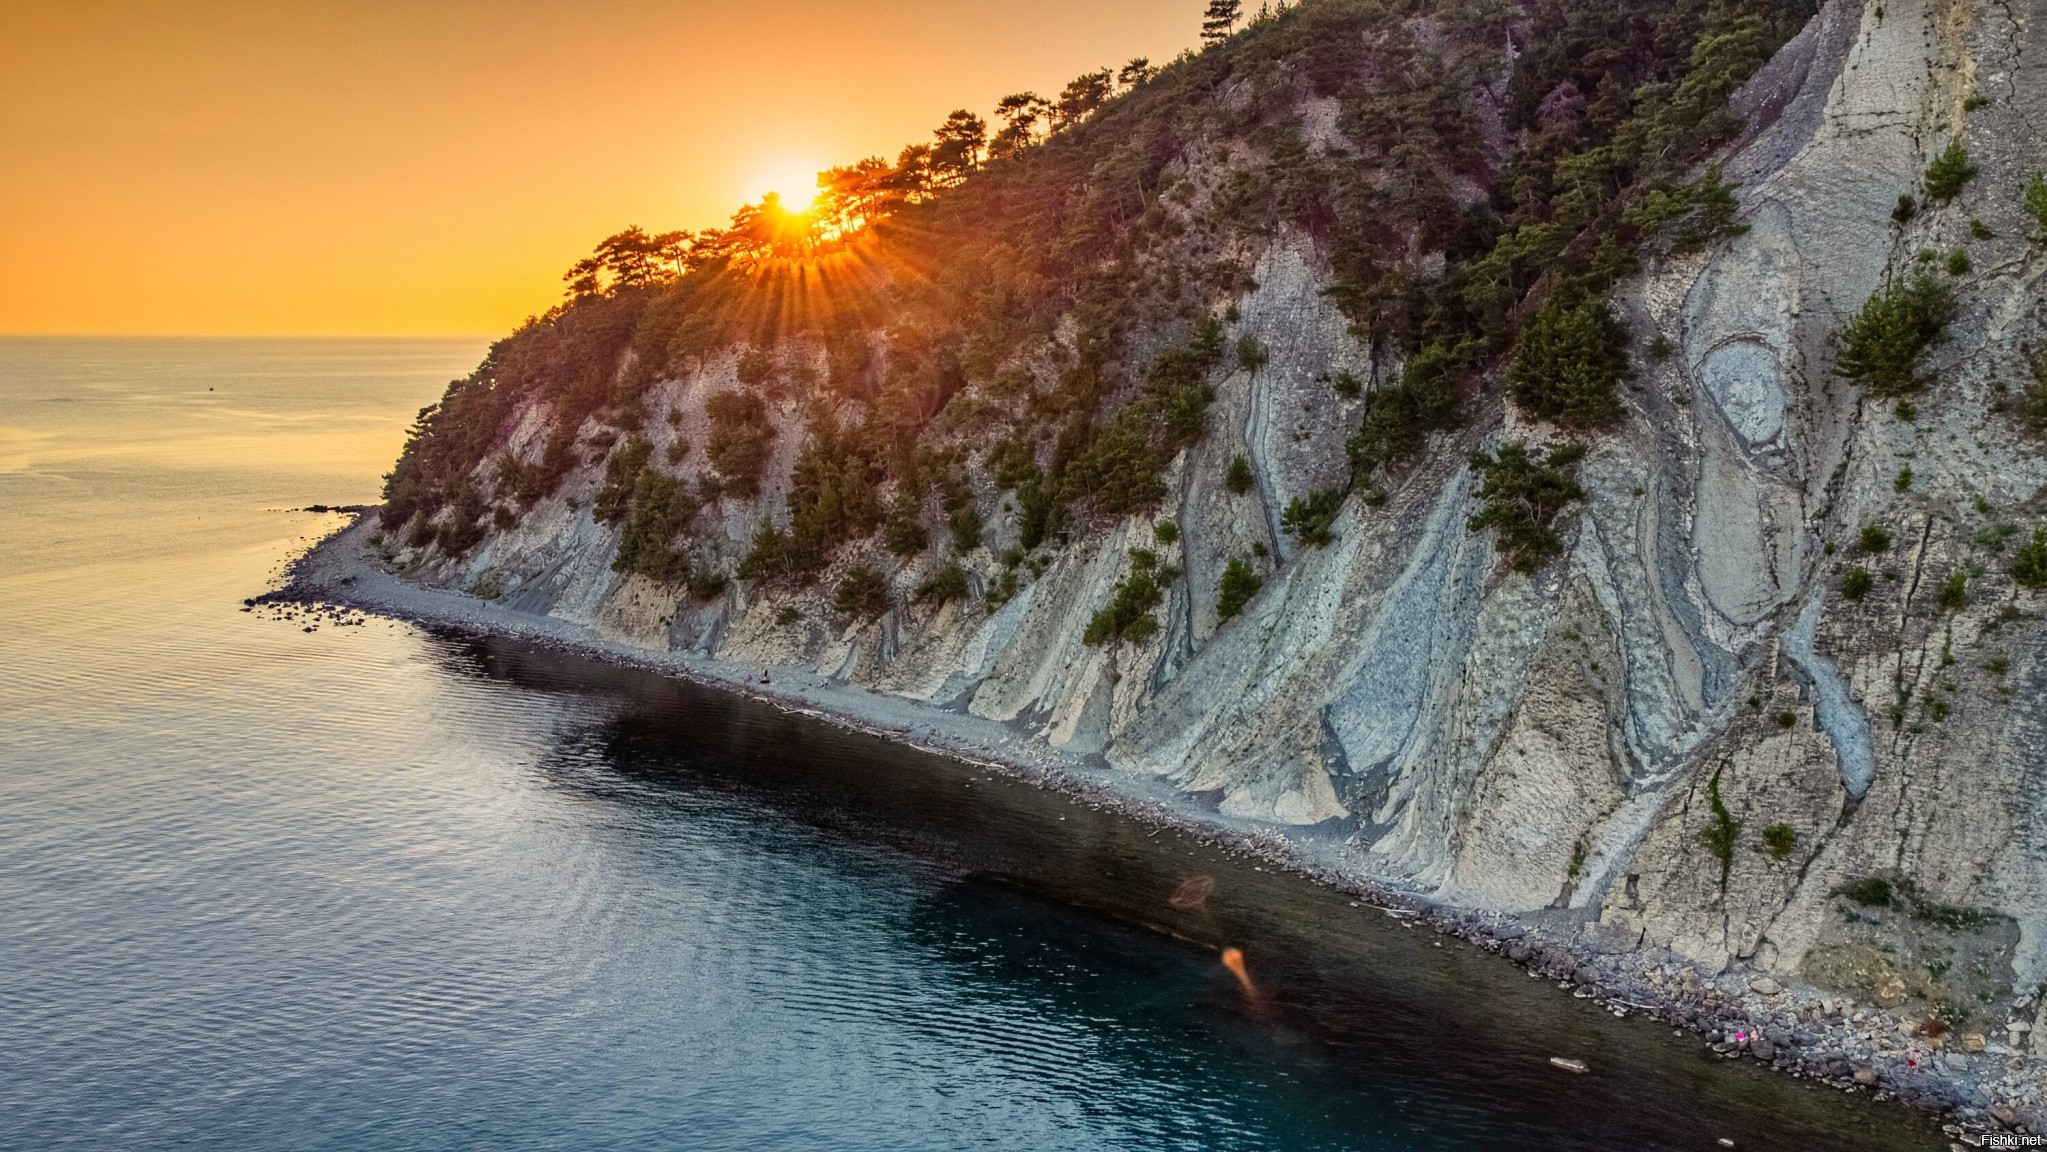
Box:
[345,0,2047,1127]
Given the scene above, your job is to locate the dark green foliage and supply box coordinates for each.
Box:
[915,561,971,606]
[1832,876,1896,908]
[1346,344,1461,475]
[1893,193,1917,224]
[835,566,891,619]
[1895,399,1916,421]
[1331,370,1361,399]
[688,569,729,601]
[1937,571,1968,611]
[1058,408,1167,517]
[1923,140,1978,202]
[884,490,929,556]
[612,468,700,582]
[1152,520,1179,545]
[1649,334,1674,361]
[594,437,654,524]
[2028,173,2047,242]
[1626,167,1745,254]
[1201,0,1241,44]
[1224,454,1254,495]
[1762,822,1797,860]
[2010,531,2047,589]
[1895,464,1914,492]
[1834,268,1955,396]
[1776,710,1797,729]
[1281,488,1344,547]
[774,414,884,576]
[1235,332,1268,372]
[948,504,983,552]
[1699,769,1740,890]
[1509,295,1630,430]
[1842,567,1874,600]
[1083,548,1176,646]
[705,391,776,498]
[434,485,488,556]
[1216,554,1262,621]
[1860,523,1892,553]
[1466,442,1587,572]
[1946,249,1971,276]
[1144,317,1226,449]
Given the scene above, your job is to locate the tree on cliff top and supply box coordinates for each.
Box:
[1202,1,1242,44]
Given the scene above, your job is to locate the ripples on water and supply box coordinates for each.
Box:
[0,339,1941,1150]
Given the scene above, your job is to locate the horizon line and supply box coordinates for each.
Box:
[0,330,497,341]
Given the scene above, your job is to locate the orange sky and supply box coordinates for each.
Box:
[0,1,1199,335]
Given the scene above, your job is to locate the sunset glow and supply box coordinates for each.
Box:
[0,1,1197,335]
[753,160,825,213]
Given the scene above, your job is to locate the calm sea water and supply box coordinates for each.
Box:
[0,337,1942,1150]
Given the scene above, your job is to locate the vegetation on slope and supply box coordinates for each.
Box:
[384,0,1813,589]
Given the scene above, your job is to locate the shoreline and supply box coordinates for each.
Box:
[271,510,2034,1141]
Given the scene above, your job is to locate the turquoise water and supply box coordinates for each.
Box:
[0,337,1941,1150]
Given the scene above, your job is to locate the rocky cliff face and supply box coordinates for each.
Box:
[384,0,2047,1041]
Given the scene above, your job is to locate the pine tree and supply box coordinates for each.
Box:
[1202,0,1241,45]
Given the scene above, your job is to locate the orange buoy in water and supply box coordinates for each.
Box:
[1220,946,1257,995]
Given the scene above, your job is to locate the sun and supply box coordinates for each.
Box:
[751,157,822,213]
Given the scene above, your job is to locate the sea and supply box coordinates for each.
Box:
[0,336,1942,1150]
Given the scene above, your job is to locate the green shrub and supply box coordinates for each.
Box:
[1145,318,1225,449]
[915,561,970,606]
[1860,524,1893,553]
[1152,521,1179,545]
[1467,442,1587,572]
[594,437,654,524]
[1331,370,1361,399]
[1895,464,1914,492]
[1216,554,1262,622]
[2028,173,2047,242]
[2011,530,2047,589]
[1938,571,1968,611]
[1649,334,1674,361]
[1235,332,1268,372]
[1776,710,1797,730]
[948,503,983,552]
[705,391,776,498]
[1507,295,1630,430]
[1083,548,1176,646]
[1946,249,1971,276]
[885,492,929,556]
[1893,193,1917,223]
[1224,454,1254,495]
[1842,567,1875,600]
[1347,343,1463,476]
[1281,488,1344,547]
[1625,166,1744,254]
[612,468,700,582]
[434,485,488,556]
[1923,140,1979,201]
[1832,876,1896,908]
[688,569,729,600]
[835,565,890,619]
[1699,769,1740,890]
[1834,268,1954,396]
[1763,823,1797,860]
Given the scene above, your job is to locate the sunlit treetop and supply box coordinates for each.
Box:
[559,57,1156,296]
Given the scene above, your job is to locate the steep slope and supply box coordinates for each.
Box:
[351,0,2047,1124]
